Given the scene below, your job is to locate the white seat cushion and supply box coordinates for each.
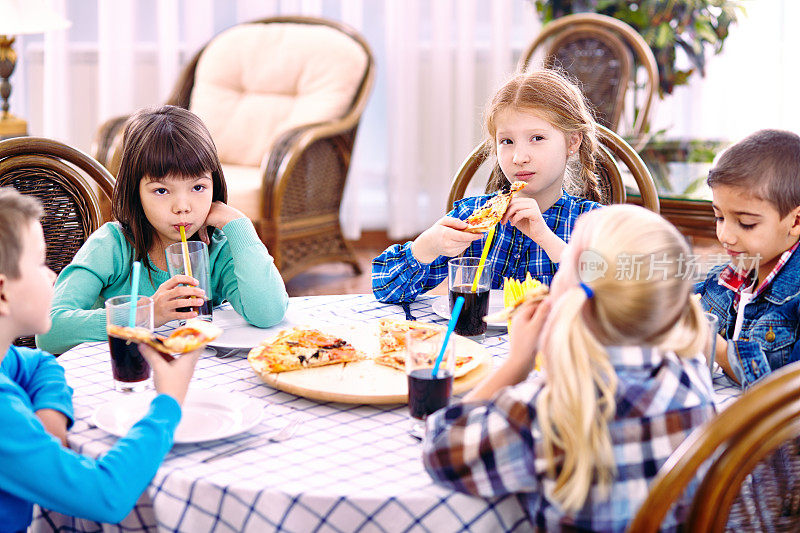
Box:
[222,163,263,220]
[190,22,368,169]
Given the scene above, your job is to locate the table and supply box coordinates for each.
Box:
[31,295,741,532]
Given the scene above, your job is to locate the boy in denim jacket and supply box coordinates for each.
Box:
[695,130,800,386]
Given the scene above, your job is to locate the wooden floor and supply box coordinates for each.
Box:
[284,236,724,297]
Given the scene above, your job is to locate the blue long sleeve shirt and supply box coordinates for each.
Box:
[0,346,181,532]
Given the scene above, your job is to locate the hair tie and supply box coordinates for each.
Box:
[579,281,594,299]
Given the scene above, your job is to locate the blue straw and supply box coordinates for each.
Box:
[433,296,464,378]
[128,261,141,327]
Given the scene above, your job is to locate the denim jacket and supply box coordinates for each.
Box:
[694,250,800,386]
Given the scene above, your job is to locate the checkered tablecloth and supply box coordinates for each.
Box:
[30,294,741,533]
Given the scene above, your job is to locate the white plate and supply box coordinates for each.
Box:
[431,290,507,329]
[209,307,306,350]
[92,388,265,444]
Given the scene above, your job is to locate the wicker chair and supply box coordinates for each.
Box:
[447,124,659,213]
[519,13,659,139]
[93,16,374,282]
[628,362,800,532]
[0,137,115,349]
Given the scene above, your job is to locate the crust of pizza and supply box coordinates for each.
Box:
[106,319,222,358]
[464,180,526,233]
[248,327,366,374]
[160,319,222,353]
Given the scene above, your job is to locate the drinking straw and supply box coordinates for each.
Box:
[470,224,495,292]
[178,225,193,278]
[128,261,141,328]
[433,296,464,378]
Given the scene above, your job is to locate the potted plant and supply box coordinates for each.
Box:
[532,0,743,95]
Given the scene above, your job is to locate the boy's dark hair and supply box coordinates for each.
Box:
[707,129,800,218]
[112,105,227,271]
[0,187,43,279]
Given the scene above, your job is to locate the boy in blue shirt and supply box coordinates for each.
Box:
[695,130,800,386]
[0,187,201,531]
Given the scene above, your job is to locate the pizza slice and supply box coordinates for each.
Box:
[374,318,477,377]
[464,180,526,233]
[248,327,366,374]
[107,319,222,361]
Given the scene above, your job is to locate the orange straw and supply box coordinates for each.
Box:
[179,226,193,278]
[471,224,495,292]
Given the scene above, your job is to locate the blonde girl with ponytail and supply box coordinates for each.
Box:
[423,205,716,532]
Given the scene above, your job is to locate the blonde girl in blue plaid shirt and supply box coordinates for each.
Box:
[424,205,716,531]
[373,70,604,303]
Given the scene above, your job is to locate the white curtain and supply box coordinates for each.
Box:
[17,0,800,241]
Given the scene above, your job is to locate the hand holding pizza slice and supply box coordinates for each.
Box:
[107,319,222,361]
[463,180,526,233]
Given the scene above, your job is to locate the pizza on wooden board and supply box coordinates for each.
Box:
[464,180,526,233]
[248,327,367,374]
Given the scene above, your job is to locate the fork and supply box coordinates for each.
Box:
[213,347,245,359]
[201,412,303,463]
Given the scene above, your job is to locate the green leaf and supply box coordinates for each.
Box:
[655,23,674,48]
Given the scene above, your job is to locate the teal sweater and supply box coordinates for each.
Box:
[38,218,288,354]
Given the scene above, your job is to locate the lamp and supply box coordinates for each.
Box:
[0,0,69,137]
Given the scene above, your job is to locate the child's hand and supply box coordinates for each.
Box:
[198,201,247,244]
[152,275,207,327]
[501,197,549,242]
[138,344,202,405]
[464,297,552,402]
[713,334,739,383]
[35,408,69,447]
[411,217,483,264]
[508,297,552,376]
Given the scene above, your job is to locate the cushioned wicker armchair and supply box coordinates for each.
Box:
[447,124,659,213]
[520,13,659,139]
[0,137,114,349]
[628,362,800,532]
[93,16,375,281]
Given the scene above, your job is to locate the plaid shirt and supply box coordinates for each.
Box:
[718,241,800,305]
[372,191,601,303]
[423,346,716,532]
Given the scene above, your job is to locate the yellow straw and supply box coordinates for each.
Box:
[179,226,193,278]
[471,224,495,292]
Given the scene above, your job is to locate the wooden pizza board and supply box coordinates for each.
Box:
[254,335,491,404]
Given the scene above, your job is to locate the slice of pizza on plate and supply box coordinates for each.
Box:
[248,327,367,374]
[464,180,526,233]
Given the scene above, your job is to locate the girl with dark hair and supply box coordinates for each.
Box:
[38,106,287,354]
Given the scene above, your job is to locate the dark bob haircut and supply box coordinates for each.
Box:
[112,105,227,271]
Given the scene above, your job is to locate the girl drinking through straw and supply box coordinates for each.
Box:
[372,70,603,304]
[38,106,288,354]
[423,205,716,532]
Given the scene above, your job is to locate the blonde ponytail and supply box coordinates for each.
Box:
[537,287,617,511]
